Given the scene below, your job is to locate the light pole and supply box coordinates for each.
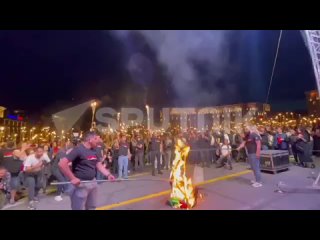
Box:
[91,101,97,130]
[146,105,150,130]
[117,112,121,130]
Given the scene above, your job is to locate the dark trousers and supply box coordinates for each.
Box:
[0,191,6,209]
[216,155,232,167]
[135,151,144,170]
[200,150,210,167]
[163,150,172,169]
[52,168,69,195]
[129,153,135,171]
[112,157,118,174]
[151,151,161,172]
[209,148,217,163]
[25,172,42,201]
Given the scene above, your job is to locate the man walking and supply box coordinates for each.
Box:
[237,125,262,188]
[24,146,51,209]
[150,132,163,176]
[135,135,144,171]
[59,132,115,210]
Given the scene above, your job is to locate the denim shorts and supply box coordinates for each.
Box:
[10,176,21,190]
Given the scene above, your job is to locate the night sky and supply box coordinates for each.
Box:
[0,30,316,119]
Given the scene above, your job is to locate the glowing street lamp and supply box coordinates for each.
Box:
[91,101,97,130]
[146,105,150,130]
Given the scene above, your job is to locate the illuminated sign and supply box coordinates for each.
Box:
[7,115,24,121]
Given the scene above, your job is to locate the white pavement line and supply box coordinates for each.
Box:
[2,200,26,210]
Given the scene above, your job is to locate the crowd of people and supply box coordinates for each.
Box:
[0,124,320,210]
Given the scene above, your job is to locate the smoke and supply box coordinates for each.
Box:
[112,30,238,106]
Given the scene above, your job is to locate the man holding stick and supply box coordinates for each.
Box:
[59,131,115,210]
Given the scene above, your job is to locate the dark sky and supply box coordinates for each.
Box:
[0,30,316,118]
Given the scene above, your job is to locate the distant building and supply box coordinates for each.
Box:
[305,90,320,116]
[0,106,27,143]
[0,106,5,119]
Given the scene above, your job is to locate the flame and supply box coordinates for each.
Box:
[169,139,196,209]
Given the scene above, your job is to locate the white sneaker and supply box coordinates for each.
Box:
[28,201,36,210]
[250,180,256,184]
[252,182,263,188]
[54,195,63,202]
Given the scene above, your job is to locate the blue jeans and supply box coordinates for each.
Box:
[69,182,98,210]
[96,171,105,180]
[52,168,69,195]
[248,154,262,183]
[118,156,129,179]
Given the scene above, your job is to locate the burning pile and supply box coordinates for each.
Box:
[168,138,196,209]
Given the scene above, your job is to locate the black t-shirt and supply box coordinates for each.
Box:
[164,138,174,151]
[66,144,101,181]
[119,141,129,156]
[150,137,161,152]
[136,140,144,153]
[198,136,210,149]
[260,133,269,146]
[1,148,22,175]
[52,149,67,171]
[245,133,262,154]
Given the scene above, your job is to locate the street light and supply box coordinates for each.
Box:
[146,105,150,130]
[91,101,97,130]
[117,112,121,130]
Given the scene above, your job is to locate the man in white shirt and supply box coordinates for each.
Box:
[24,146,51,210]
[216,139,232,170]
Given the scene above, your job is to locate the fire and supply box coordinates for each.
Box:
[169,138,196,209]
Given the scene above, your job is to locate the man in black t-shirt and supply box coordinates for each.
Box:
[118,134,131,179]
[135,135,145,171]
[237,126,262,188]
[59,132,115,210]
[150,133,163,176]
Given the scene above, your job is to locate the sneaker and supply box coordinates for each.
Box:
[158,171,163,175]
[250,180,256,184]
[54,195,63,202]
[252,182,263,188]
[28,201,36,210]
[33,197,39,202]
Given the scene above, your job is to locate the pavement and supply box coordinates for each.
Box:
[3,157,320,210]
